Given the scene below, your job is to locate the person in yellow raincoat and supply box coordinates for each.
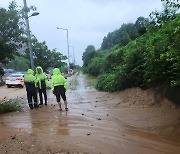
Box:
[51,68,68,111]
[35,66,48,105]
[24,69,38,109]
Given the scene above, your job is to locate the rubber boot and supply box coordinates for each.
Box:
[34,102,39,108]
[28,102,34,109]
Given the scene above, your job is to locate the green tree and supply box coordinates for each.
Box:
[82,45,96,67]
[118,31,131,46]
[0,1,24,66]
[101,19,149,50]
[26,38,67,72]
[86,56,104,76]
[150,0,179,27]
[6,55,30,71]
[135,17,149,35]
[120,23,137,40]
[161,0,180,9]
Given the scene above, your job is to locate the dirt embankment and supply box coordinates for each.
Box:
[0,74,179,154]
[114,87,178,108]
[109,88,180,138]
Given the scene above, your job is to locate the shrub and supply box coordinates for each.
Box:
[0,98,21,114]
[96,73,118,92]
[87,57,105,76]
[97,15,180,93]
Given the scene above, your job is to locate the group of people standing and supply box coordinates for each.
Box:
[24,66,68,111]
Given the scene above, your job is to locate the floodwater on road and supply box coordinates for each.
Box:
[0,85,26,100]
[0,73,180,154]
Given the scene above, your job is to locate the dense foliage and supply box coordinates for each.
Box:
[101,17,149,50]
[0,2,68,73]
[0,2,25,66]
[6,37,68,72]
[6,55,30,71]
[82,0,180,103]
[26,37,67,72]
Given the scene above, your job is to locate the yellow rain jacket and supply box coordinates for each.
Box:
[24,69,36,91]
[35,66,48,89]
[51,68,67,92]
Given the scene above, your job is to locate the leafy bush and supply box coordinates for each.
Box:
[0,98,21,114]
[143,14,180,87]
[83,2,180,103]
[86,56,105,76]
[96,14,180,94]
[96,73,118,92]
[103,49,124,73]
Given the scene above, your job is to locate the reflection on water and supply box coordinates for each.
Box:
[0,108,70,136]
[0,112,33,131]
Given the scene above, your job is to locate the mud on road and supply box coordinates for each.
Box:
[0,85,25,100]
[0,74,180,154]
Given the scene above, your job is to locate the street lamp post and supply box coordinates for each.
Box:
[69,46,75,65]
[57,27,70,69]
[23,0,39,70]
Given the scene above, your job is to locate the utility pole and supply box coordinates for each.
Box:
[66,29,70,67]
[72,46,75,65]
[57,27,70,70]
[69,46,75,65]
[23,0,39,70]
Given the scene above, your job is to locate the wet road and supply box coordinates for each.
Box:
[0,74,180,154]
[0,85,26,100]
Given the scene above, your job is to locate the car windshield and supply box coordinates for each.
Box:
[9,74,22,78]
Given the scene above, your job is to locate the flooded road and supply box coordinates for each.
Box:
[0,73,180,154]
[0,85,26,99]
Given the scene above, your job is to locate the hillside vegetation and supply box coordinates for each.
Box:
[82,0,180,104]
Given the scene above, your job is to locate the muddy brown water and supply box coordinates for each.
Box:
[0,74,180,154]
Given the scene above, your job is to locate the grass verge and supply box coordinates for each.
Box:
[0,98,21,114]
[86,75,97,88]
[69,72,79,90]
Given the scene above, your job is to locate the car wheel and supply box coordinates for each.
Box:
[18,85,24,88]
[7,85,11,88]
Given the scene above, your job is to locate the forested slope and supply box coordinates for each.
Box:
[82,0,180,104]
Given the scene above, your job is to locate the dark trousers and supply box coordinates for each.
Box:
[38,88,47,104]
[27,90,38,109]
[55,93,66,102]
[54,85,66,102]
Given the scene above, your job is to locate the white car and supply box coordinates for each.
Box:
[45,73,51,80]
[6,74,24,88]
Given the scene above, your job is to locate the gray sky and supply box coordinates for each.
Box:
[1,0,163,66]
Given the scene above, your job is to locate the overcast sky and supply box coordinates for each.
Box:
[1,0,163,66]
